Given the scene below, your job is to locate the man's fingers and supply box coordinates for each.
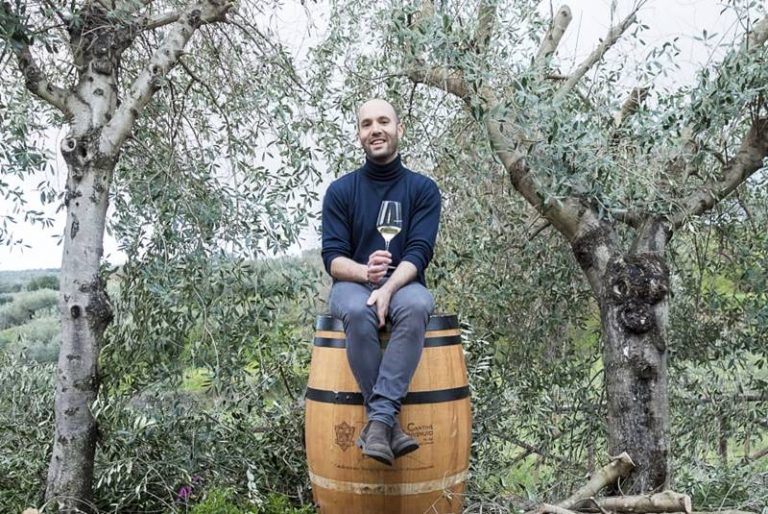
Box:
[368,267,386,281]
[368,256,392,267]
[368,251,393,266]
[377,304,387,327]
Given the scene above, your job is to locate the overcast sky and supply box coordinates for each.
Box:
[0,0,756,271]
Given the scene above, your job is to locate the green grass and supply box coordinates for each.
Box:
[181,367,213,392]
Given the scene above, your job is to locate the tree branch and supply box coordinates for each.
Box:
[141,10,181,30]
[533,5,572,72]
[671,117,768,230]
[553,4,642,103]
[746,446,768,462]
[613,86,649,129]
[510,428,565,463]
[484,115,582,239]
[574,491,692,514]
[668,16,767,180]
[537,504,579,514]
[557,452,635,509]
[1,2,70,114]
[40,0,68,26]
[177,54,223,113]
[100,0,234,157]
[746,17,768,50]
[408,65,471,101]
[405,1,600,243]
[471,0,497,55]
[495,432,586,471]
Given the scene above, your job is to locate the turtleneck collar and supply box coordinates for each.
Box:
[362,154,404,182]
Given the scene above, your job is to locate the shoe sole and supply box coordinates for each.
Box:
[362,447,394,466]
[393,442,419,459]
[359,436,418,459]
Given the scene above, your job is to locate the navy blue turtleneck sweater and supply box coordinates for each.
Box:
[321,155,441,286]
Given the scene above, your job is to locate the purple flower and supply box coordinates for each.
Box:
[176,485,192,502]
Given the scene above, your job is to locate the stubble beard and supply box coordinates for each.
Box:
[364,135,399,164]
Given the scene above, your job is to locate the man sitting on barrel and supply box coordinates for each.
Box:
[321,98,442,466]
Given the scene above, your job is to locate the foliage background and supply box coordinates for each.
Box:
[1,0,768,512]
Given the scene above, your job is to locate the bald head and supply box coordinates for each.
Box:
[357,99,400,128]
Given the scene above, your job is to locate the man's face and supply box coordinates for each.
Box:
[357,100,404,164]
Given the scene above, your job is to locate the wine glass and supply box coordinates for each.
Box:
[377,200,402,252]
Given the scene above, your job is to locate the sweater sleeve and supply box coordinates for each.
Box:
[401,177,441,275]
[321,182,352,275]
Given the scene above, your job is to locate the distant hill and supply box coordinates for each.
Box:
[0,269,59,293]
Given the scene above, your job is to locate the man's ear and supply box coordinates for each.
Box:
[397,122,404,138]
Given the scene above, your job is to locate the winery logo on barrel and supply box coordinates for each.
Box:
[406,422,434,445]
[334,421,355,451]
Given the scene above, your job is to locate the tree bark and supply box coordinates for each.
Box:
[572,218,671,493]
[46,157,114,512]
[602,220,671,493]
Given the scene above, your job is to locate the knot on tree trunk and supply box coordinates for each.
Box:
[61,129,115,180]
[61,137,88,180]
[571,224,615,272]
[79,278,113,333]
[607,254,669,334]
[188,9,203,27]
[69,5,137,70]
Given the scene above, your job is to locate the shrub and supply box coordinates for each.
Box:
[26,275,59,291]
[90,386,310,513]
[0,283,22,294]
[0,318,60,362]
[189,488,253,514]
[8,340,60,363]
[0,290,58,330]
[675,461,768,512]
[0,355,54,512]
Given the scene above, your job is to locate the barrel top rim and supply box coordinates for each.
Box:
[315,312,458,320]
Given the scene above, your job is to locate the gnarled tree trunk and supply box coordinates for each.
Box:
[47,159,114,509]
[1,1,234,510]
[571,217,671,493]
[44,7,125,509]
[598,221,671,492]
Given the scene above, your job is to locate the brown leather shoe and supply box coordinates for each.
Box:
[391,419,419,458]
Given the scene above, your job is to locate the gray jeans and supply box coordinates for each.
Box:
[329,280,434,427]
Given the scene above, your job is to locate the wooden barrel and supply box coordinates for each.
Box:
[305,313,471,514]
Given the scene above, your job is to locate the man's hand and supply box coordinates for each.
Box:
[367,250,392,284]
[366,287,392,328]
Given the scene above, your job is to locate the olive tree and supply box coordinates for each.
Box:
[310,0,768,494]
[0,0,317,510]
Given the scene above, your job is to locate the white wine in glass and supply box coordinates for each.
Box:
[377,200,402,252]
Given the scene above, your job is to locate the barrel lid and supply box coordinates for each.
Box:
[315,313,458,331]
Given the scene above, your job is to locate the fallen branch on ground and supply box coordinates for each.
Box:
[573,490,692,514]
[558,452,635,509]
